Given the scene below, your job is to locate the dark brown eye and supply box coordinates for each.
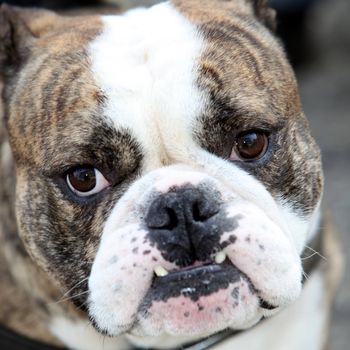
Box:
[66,167,110,197]
[231,131,268,161]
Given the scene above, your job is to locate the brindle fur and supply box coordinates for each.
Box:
[172,0,323,215]
[0,0,323,346]
[0,6,107,343]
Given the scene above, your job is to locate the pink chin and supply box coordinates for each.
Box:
[136,279,260,337]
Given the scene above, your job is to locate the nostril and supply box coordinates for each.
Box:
[192,201,205,222]
[163,207,178,230]
[146,202,179,230]
[145,189,221,232]
[145,187,224,267]
[192,200,219,222]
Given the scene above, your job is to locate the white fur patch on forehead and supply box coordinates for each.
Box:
[89,2,204,167]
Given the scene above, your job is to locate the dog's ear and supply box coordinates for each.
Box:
[249,0,277,31]
[0,4,57,78]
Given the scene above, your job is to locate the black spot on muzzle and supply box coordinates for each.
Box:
[145,185,239,266]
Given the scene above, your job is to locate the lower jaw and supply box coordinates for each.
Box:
[132,279,261,338]
[128,313,263,350]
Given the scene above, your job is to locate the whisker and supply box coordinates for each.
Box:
[301,252,318,260]
[76,299,89,310]
[49,290,89,305]
[302,270,310,281]
[102,334,106,350]
[58,277,89,301]
[304,245,327,261]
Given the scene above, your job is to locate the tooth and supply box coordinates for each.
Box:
[154,266,169,277]
[215,251,226,264]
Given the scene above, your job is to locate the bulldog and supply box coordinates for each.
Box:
[0,1,343,350]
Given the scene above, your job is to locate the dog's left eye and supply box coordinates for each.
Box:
[66,167,110,197]
[230,131,269,161]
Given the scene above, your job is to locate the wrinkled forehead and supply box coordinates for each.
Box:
[173,0,300,117]
[6,15,104,163]
[86,1,299,155]
[7,1,299,164]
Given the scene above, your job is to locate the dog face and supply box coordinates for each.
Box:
[0,0,323,347]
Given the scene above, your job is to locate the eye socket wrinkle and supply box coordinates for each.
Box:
[203,92,287,133]
[215,110,285,133]
[39,125,143,179]
[196,108,283,167]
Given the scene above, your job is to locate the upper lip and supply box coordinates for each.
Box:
[153,251,228,278]
[153,261,234,286]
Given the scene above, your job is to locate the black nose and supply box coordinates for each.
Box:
[145,186,223,266]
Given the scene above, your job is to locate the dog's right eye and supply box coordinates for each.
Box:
[230,130,269,162]
[66,167,110,197]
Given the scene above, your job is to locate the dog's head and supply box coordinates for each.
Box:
[0,0,323,348]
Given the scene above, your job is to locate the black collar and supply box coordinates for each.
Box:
[0,229,324,350]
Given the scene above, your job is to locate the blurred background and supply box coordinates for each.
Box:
[294,0,350,347]
[0,0,349,347]
[271,0,350,348]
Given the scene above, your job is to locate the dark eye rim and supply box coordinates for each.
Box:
[53,164,111,205]
[66,166,97,194]
[229,129,275,165]
[53,161,142,205]
[233,130,269,161]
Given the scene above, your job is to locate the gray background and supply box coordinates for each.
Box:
[297,0,350,347]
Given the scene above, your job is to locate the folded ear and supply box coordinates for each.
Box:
[0,4,57,77]
[250,0,277,31]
